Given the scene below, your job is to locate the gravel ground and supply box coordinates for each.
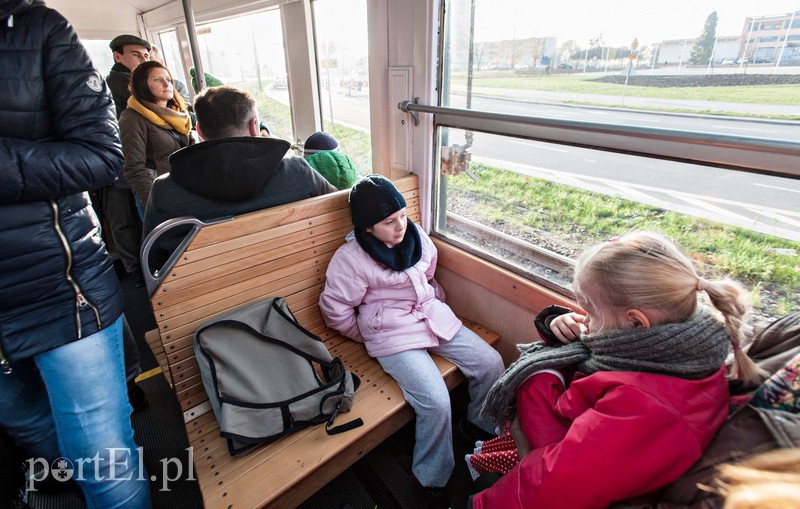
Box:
[445,189,784,324]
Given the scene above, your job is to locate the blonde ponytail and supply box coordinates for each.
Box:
[700,278,763,385]
[575,232,764,385]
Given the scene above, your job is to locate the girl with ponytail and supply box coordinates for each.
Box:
[470,232,761,509]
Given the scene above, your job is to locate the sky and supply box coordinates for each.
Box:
[472,0,800,47]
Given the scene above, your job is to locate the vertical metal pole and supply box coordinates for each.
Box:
[437,0,452,233]
[707,36,718,72]
[776,5,798,68]
[677,39,687,72]
[181,0,206,91]
[740,16,757,73]
[466,0,475,111]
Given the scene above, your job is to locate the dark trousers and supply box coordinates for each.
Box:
[99,185,142,274]
[0,429,24,506]
[122,314,142,385]
[90,186,142,385]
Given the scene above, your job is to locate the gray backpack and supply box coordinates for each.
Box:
[194,297,362,456]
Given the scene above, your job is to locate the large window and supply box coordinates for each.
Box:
[81,39,114,76]
[437,0,800,320]
[312,0,372,174]
[157,30,189,96]
[195,9,293,142]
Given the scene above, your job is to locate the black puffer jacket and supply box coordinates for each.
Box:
[0,0,124,368]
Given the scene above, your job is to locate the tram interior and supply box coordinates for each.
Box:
[9,0,800,506]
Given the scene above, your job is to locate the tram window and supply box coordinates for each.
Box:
[195,10,293,142]
[81,39,114,75]
[436,1,800,320]
[157,30,189,91]
[312,0,372,174]
[442,0,800,110]
[434,127,800,321]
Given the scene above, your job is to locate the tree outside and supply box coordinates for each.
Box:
[689,11,718,65]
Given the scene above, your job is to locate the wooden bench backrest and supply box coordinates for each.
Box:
[150,174,420,420]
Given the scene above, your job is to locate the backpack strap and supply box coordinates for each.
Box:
[325,402,364,435]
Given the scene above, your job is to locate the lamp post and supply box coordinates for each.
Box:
[776,4,799,67]
[740,14,762,73]
[707,36,718,73]
[621,38,638,106]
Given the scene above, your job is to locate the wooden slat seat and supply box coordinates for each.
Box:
[143,174,500,508]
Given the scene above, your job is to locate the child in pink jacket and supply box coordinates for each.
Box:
[319,175,504,508]
[469,232,761,509]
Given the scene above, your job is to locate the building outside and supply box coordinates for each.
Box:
[741,10,800,64]
[656,10,800,66]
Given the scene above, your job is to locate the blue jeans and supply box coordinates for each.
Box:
[0,316,151,508]
[377,326,504,487]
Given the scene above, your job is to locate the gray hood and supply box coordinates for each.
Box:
[167,136,292,202]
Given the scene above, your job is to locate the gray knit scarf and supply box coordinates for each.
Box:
[480,309,731,422]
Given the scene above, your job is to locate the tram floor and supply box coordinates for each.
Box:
[26,262,478,509]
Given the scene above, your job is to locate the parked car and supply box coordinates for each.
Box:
[339,76,368,96]
[272,75,287,89]
[558,62,574,69]
[719,57,735,65]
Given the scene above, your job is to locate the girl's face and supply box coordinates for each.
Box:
[367,208,407,246]
[147,67,174,106]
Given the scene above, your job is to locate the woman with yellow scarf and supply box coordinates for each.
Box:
[120,60,194,215]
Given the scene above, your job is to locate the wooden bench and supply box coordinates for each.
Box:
[141,174,500,508]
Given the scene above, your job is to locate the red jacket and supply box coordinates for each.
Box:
[473,366,729,509]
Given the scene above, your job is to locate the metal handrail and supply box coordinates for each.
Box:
[399,98,800,177]
[140,216,235,297]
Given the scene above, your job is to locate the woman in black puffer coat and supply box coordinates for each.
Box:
[0,1,151,507]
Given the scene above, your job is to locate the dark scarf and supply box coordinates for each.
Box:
[481,308,731,422]
[355,219,422,271]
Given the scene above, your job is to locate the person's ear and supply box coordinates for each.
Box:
[195,122,206,141]
[248,118,260,137]
[626,309,651,329]
[112,52,122,64]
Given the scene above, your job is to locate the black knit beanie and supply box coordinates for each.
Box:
[303,131,339,154]
[349,175,406,230]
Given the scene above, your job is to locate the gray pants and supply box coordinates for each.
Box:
[377,325,504,488]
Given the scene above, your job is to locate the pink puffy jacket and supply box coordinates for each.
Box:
[319,228,462,357]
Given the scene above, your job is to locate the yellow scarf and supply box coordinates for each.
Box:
[127,96,191,136]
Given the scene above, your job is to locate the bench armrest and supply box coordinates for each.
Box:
[140,216,234,296]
